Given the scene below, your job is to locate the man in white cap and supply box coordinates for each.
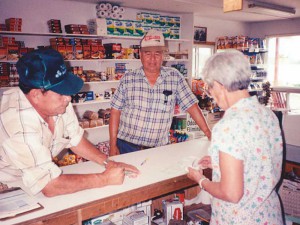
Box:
[109,29,211,155]
[0,49,139,197]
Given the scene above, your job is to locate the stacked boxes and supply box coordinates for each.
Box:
[88,18,107,35]
[216,36,266,52]
[0,62,19,87]
[0,62,10,87]
[137,12,181,39]
[103,11,180,38]
[95,2,125,20]
[5,18,22,32]
[0,24,7,31]
[0,35,32,63]
[47,19,62,33]
[122,211,149,225]
[50,37,104,60]
[83,200,152,225]
[162,200,183,224]
[65,24,89,35]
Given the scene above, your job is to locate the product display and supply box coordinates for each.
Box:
[95,2,125,20]
[5,18,22,32]
[47,19,62,33]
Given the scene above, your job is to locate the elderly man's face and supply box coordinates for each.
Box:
[140,50,164,74]
[36,90,71,117]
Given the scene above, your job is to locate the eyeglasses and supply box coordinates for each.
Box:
[203,81,223,98]
[204,83,212,98]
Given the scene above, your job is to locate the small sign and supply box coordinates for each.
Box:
[223,0,243,12]
[186,111,209,132]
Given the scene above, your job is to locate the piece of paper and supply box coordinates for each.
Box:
[0,187,43,220]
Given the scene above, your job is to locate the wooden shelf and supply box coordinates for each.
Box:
[84,125,109,131]
[0,31,190,42]
[72,99,111,106]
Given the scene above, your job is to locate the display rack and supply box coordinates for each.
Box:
[0,21,192,144]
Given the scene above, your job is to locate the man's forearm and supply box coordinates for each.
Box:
[109,108,121,155]
[187,104,211,139]
[71,137,107,165]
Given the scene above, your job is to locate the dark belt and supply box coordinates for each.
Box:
[120,139,152,150]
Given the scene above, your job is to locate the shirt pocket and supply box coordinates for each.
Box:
[156,93,174,113]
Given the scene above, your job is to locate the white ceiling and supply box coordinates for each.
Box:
[67,0,300,22]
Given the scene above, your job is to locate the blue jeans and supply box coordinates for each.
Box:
[117,138,151,154]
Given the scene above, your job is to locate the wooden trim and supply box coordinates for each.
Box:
[193,41,215,46]
[14,175,199,225]
[15,169,212,225]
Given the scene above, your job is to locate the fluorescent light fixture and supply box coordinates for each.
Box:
[248,1,296,16]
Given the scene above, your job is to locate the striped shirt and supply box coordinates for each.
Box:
[0,88,84,195]
[111,66,198,147]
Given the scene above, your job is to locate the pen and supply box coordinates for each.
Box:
[140,158,149,166]
[195,214,210,223]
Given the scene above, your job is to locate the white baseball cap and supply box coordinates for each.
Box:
[140,29,167,51]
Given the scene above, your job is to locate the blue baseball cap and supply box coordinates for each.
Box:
[16,48,83,96]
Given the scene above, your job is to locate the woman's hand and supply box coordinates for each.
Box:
[198,155,212,169]
[187,167,204,183]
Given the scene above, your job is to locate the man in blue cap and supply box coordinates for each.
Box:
[0,49,139,197]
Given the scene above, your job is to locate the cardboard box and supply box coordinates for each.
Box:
[123,211,149,225]
[279,179,300,217]
[162,200,183,224]
[206,111,224,129]
[136,200,152,218]
[0,47,7,60]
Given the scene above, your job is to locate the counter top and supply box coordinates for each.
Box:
[1,138,210,225]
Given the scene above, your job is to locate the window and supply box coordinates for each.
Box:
[267,35,300,87]
[267,35,300,112]
[192,44,214,79]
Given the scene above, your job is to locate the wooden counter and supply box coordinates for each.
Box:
[2,139,210,225]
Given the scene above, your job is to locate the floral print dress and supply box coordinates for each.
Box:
[209,96,283,225]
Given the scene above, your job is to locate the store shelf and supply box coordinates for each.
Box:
[0,10,193,145]
[0,60,18,63]
[84,125,108,131]
[72,99,111,106]
[0,31,190,42]
[65,59,140,63]
[0,58,189,64]
[250,77,266,81]
[0,86,18,90]
[248,88,263,92]
[84,80,120,84]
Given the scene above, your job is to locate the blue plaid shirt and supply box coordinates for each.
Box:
[111,66,198,147]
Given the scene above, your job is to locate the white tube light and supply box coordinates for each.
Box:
[248,1,296,16]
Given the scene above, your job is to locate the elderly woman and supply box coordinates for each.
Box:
[187,50,284,224]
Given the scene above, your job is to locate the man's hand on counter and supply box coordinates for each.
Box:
[105,160,140,178]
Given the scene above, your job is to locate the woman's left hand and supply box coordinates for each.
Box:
[187,167,204,183]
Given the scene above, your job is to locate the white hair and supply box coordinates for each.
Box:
[202,50,251,91]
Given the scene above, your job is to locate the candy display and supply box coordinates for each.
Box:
[47,19,62,33]
[5,18,22,32]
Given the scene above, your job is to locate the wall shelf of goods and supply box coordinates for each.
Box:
[0,7,194,145]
